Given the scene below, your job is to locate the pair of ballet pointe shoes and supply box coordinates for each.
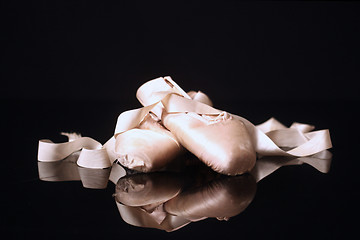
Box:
[115,77,256,175]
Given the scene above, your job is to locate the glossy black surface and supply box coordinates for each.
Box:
[2,1,359,239]
[3,98,358,239]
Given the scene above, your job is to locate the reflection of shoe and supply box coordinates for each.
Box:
[115,172,183,208]
[164,174,256,221]
[114,171,189,231]
[162,111,256,175]
[114,169,256,231]
[115,201,191,231]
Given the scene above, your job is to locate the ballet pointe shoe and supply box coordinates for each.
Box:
[162,111,256,175]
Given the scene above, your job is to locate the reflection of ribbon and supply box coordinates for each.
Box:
[38,151,113,189]
[251,150,332,182]
[37,76,332,171]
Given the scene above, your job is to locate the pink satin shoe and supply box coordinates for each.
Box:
[115,113,182,172]
[162,111,256,175]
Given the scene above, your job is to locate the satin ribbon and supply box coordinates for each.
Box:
[37,77,332,169]
[38,133,115,168]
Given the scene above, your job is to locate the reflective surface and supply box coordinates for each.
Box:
[4,99,359,239]
[35,148,332,232]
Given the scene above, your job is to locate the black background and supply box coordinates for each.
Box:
[2,1,360,240]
